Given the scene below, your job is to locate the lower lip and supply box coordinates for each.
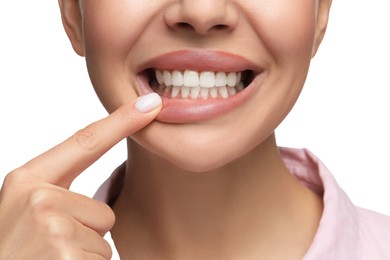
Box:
[137,74,263,123]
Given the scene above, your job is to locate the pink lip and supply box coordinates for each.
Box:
[136,50,263,123]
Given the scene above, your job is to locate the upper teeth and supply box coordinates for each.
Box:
[153,70,245,99]
[156,70,242,88]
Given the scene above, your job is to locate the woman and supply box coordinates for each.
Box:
[1,0,389,259]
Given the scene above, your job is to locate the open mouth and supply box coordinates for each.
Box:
[144,69,255,99]
[135,50,262,123]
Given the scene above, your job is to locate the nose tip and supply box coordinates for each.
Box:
[164,1,239,35]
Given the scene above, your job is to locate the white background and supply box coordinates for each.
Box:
[1,1,390,216]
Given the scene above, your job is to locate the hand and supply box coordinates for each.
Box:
[0,93,162,259]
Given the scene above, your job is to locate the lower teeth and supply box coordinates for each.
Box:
[151,81,244,99]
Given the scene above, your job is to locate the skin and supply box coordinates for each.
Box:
[0,98,162,259]
[0,0,332,259]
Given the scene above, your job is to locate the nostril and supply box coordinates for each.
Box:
[164,2,239,36]
[214,24,229,31]
[175,22,230,34]
[176,22,195,30]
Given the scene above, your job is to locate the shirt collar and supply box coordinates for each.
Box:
[280,148,361,259]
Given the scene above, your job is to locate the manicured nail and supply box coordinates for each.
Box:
[135,93,162,113]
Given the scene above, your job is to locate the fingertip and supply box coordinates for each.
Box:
[135,93,162,113]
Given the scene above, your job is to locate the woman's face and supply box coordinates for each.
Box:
[61,0,331,172]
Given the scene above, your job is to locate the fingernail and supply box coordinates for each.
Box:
[135,93,162,113]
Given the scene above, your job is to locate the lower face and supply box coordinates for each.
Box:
[81,0,317,172]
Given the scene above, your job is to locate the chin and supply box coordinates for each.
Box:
[163,150,238,173]
[140,137,241,173]
[130,122,267,174]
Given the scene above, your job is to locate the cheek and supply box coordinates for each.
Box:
[83,2,145,55]
[81,1,155,112]
[247,0,316,63]
[246,0,317,120]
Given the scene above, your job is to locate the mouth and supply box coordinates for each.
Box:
[136,50,263,123]
[145,69,254,100]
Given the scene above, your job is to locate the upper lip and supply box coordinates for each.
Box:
[137,49,261,73]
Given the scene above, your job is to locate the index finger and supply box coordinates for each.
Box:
[21,93,162,188]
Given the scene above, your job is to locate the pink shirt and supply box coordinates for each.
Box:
[95,148,390,259]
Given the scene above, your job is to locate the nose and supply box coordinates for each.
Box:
[164,0,239,35]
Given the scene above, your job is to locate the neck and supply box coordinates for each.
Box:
[112,134,323,259]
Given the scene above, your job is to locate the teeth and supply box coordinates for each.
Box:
[236,72,242,85]
[171,85,180,98]
[227,86,236,96]
[155,69,246,99]
[163,71,172,86]
[200,71,216,88]
[219,86,228,99]
[191,86,201,99]
[209,87,218,98]
[227,72,237,87]
[172,70,183,87]
[237,82,244,91]
[183,70,199,87]
[215,72,227,87]
[156,70,164,85]
[200,87,209,99]
[181,86,190,98]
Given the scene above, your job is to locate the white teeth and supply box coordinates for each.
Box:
[200,87,209,99]
[155,69,247,99]
[163,71,172,86]
[219,86,228,99]
[215,72,227,87]
[171,85,180,98]
[183,70,199,87]
[200,71,216,88]
[210,87,218,98]
[156,70,164,85]
[191,86,201,99]
[172,70,183,87]
[181,86,190,98]
[236,72,242,85]
[227,86,236,96]
[227,72,237,87]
